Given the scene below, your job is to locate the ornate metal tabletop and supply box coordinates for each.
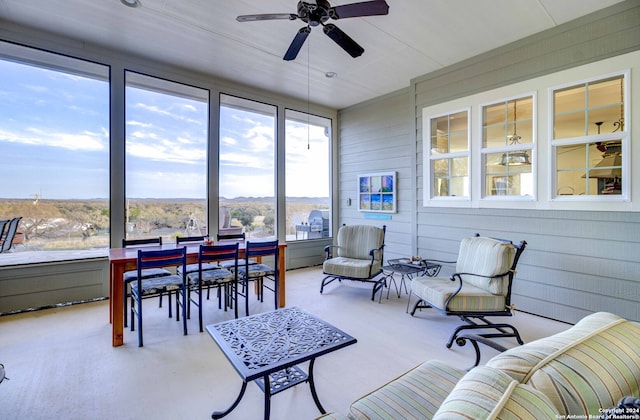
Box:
[206,306,357,419]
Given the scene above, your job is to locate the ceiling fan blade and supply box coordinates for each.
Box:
[237,13,297,22]
[330,0,389,19]
[323,23,364,58]
[284,27,311,61]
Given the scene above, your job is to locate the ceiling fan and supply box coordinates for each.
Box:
[236,0,390,61]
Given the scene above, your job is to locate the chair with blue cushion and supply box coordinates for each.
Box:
[122,237,171,328]
[130,247,188,347]
[234,240,279,316]
[409,234,527,348]
[321,224,386,301]
[186,243,239,331]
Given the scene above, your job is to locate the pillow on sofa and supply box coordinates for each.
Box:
[486,312,640,416]
[433,366,558,419]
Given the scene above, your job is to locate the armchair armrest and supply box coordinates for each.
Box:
[324,244,340,260]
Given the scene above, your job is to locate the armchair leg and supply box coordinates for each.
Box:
[446,321,523,349]
[320,275,338,294]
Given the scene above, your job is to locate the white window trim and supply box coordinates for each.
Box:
[548,69,630,203]
[421,50,638,212]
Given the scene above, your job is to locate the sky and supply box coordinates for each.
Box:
[0,57,329,200]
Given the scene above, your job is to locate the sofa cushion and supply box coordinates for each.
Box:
[348,360,466,420]
[486,312,640,416]
[433,366,558,419]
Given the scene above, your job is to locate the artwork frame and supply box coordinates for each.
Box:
[358,172,397,213]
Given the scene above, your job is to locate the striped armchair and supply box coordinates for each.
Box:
[321,225,386,301]
[409,235,527,348]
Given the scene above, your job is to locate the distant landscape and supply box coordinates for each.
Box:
[0,197,329,251]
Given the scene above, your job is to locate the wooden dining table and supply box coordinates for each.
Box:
[108,239,287,347]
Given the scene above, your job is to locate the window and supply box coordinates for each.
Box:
[551,73,628,199]
[481,95,535,198]
[219,94,276,238]
[0,42,109,261]
[125,72,209,242]
[426,110,470,199]
[285,110,331,241]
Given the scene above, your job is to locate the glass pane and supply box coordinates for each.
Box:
[555,85,585,114]
[483,97,533,147]
[0,50,109,262]
[449,131,468,152]
[431,157,468,198]
[430,111,468,154]
[556,141,622,196]
[285,110,331,241]
[125,73,208,243]
[554,111,585,139]
[219,94,276,238]
[589,77,623,109]
[484,152,533,197]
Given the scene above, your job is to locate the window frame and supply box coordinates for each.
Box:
[480,93,537,201]
[423,107,471,204]
[549,70,630,202]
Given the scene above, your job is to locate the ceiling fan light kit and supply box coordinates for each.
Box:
[237,0,389,61]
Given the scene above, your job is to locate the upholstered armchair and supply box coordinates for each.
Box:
[321,224,386,301]
[409,235,527,348]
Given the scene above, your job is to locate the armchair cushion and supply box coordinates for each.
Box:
[456,236,516,295]
[411,277,505,312]
[323,257,382,280]
[335,225,384,260]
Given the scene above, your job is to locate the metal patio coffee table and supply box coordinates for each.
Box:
[206,306,357,420]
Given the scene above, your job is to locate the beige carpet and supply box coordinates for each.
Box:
[0,266,569,420]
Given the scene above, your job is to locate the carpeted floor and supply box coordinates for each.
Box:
[0,266,569,420]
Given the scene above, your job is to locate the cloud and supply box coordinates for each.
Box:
[0,127,106,151]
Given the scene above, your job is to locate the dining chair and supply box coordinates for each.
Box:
[234,240,279,316]
[0,217,22,253]
[121,237,171,328]
[186,243,239,331]
[216,232,257,269]
[130,247,188,347]
[175,235,219,276]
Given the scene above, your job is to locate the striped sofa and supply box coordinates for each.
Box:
[320,312,640,419]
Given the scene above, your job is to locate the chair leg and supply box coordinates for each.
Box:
[137,294,143,347]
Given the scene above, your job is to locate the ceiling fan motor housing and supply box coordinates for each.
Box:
[298,1,331,26]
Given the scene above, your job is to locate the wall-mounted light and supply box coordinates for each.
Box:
[347,198,352,206]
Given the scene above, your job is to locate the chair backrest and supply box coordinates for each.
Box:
[176,235,206,245]
[122,237,162,248]
[0,219,8,240]
[0,217,22,253]
[137,247,186,275]
[456,236,526,296]
[217,232,246,241]
[336,225,385,261]
[199,243,239,269]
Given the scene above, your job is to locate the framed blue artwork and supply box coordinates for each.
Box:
[358,172,396,213]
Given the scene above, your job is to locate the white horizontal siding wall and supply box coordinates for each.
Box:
[339,0,640,323]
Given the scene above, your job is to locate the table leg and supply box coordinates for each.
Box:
[111,262,125,346]
[278,248,286,307]
[211,381,248,419]
[263,374,271,420]
[307,358,326,414]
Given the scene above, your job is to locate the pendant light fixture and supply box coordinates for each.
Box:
[500,100,531,166]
